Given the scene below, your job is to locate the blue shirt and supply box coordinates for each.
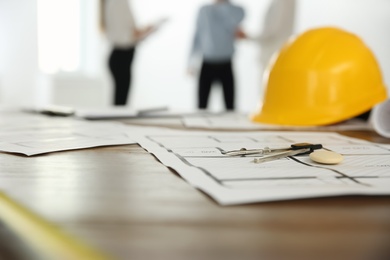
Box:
[190,1,245,65]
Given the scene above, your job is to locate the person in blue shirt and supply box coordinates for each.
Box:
[188,0,245,110]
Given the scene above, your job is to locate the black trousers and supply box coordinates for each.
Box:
[108,47,136,106]
[198,60,235,110]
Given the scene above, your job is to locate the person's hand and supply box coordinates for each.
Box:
[135,18,169,42]
[134,25,154,41]
[187,67,197,77]
[143,25,155,35]
[235,28,247,40]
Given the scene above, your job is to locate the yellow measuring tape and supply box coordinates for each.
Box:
[0,192,111,260]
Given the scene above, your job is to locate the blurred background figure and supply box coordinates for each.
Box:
[188,0,245,111]
[101,0,156,106]
[257,0,296,70]
[1,1,389,113]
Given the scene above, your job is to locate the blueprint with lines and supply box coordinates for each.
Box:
[128,126,390,205]
[0,112,134,156]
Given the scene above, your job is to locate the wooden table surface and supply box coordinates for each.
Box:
[0,115,389,260]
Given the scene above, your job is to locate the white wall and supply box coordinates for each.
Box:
[296,0,390,90]
[0,0,39,106]
[1,0,389,112]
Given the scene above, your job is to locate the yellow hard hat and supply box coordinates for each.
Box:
[251,27,387,126]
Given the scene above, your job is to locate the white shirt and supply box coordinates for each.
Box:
[104,0,137,48]
[258,0,296,66]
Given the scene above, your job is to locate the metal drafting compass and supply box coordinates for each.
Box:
[222,143,323,164]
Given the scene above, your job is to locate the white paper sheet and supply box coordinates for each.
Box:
[371,99,390,138]
[127,126,390,205]
[182,112,372,131]
[0,113,135,156]
[75,106,171,119]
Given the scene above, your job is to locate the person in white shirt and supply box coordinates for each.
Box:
[101,0,154,106]
[258,0,296,69]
